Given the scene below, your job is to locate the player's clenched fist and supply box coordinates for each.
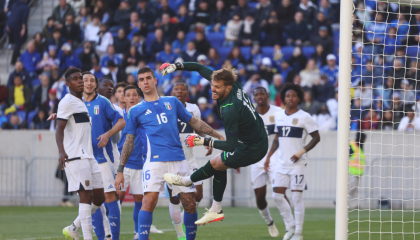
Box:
[185,134,214,148]
[160,62,184,76]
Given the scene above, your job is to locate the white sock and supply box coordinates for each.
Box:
[91,204,100,215]
[272,193,295,229]
[72,203,100,231]
[292,191,305,235]
[196,201,200,208]
[174,222,185,238]
[79,203,93,240]
[259,206,274,225]
[181,176,193,186]
[100,204,112,236]
[210,199,222,213]
[169,203,182,224]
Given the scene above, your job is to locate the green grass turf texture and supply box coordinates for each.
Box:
[1,207,419,240]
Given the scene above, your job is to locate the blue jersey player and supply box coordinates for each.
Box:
[115,67,225,240]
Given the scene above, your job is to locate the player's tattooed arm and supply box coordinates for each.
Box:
[264,134,279,172]
[119,134,135,168]
[179,192,197,214]
[188,116,225,140]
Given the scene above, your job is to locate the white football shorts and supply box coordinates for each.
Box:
[142,160,196,197]
[99,162,117,193]
[273,167,307,191]
[120,168,143,195]
[65,158,102,192]
[187,157,202,186]
[251,165,275,190]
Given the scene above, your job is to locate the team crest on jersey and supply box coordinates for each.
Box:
[85,180,90,187]
[292,118,299,125]
[269,116,275,123]
[164,102,172,110]
[94,105,99,115]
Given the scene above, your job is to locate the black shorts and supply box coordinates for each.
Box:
[220,139,268,169]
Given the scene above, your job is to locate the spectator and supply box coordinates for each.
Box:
[386,59,405,89]
[193,0,211,29]
[392,92,404,124]
[175,5,193,33]
[208,48,222,69]
[380,110,396,130]
[194,32,211,55]
[46,88,59,114]
[262,11,282,46]
[300,59,320,88]
[311,26,334,54]
[181,41,199,62]
[299,90,321,115]
[352,14,364,43]
[365,13,386,53]
[48,28,66,52]
[384,27,401,56]
[312,44,327,68]
[37,51,59,71]
[127,12,147,40]
[5,75,31,115]
[205,114,220,129]
[52,0,75,24]
[224,14,243,46]
[236,63,247,85]
[42,17,56,43]
[1,113,27,130]
[31,108,50,130]
[33,74,51,111]
[59,43,81,71]
[251,43,264,69]
[360,108,380,130]
[320,54,339,85]
[279,60,296,83]
[156,0,176,18]
[78,41,99,72]
[276,0,296,26]
[312,74,334,103]
[210,0,229,32]
[126,74,138,86]
[361,60,383,87]
[105,60,127,84]
[114,28,130,55]
[33,33,44,55]
[389,13,410,44]
[313,104,336,131]
[326,90,338,120]
[197,97,212,120]
[150,28,165,58]
[355,2,371,28]
[172,30,187,54]
[158,13,178,43]
[7,61,30,88]
[398,79,416,108]
[90,58,106,79]
[61,15,80,47]
[232,0,253,20]
[227,46,246,68]
[354,83,373,108]
[318,0,335,23]
[92,0,108,21]
[269,74,283,102]
[6,0,29,64]
[350,98,362,129]
[243,73,270,100]
[297,0,318,28]
[130,33,149,60]
[100,45,121,68]
[312,12,331,36]
[123,45,142,70]
[254,0,273,27]
[19,40,41,77]
[110,0,132,32]
[156,42,178,63]
[67,0,84,17]
[259,57,274,83]
[398,110,420,132]
[136,0,156,27]
[96,24,114,57]
[84,15,101,42]
[238,13,259,46]
[285,11,309,46]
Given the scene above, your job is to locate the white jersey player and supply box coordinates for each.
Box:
[265,83,320,240]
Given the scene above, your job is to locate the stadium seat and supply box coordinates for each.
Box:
[240,46,251,61]
[261,46,274,58]
[333,30,339,55]
[302,46,315,59]
[74,47,83,57]
[7,110,27,121]
[185,32,196,43]
[146,32,156,48]
[281,46,294,60]
[406,46,419,57]
[248,2,258,9]
[206,32,225,48]
[31,79,41,89]
[27,110,38,129]
[217,47,232,63]
[147,62,156,70]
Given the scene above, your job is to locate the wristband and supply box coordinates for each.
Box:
[175,62,184,70]
[117,165,125,173]
[294,148,307,158]
[203,137,213,147]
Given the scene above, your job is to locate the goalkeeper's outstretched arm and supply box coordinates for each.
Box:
[161,62,213,81]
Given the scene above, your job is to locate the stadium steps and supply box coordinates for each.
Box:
[0,0,55,85]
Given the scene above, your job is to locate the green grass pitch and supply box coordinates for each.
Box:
[1,206,419,240]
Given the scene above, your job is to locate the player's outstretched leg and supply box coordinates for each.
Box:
[290,191,304,240]
[179,192,198,239]
[254,186,279,237]
[272,188,295,240]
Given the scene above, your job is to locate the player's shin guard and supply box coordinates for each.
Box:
[107,200,121,240]
[184,211,198,240]
[133,201,142,233]
[79,203,93,240]
[190,161,217,182]
[138,210,153,240]
[92,208,105,240]
[292,191,304,235]
[272,193,295,229]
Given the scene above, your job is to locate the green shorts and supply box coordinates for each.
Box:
[220,139,268,169]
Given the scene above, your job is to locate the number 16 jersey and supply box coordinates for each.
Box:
[274,109,318,171]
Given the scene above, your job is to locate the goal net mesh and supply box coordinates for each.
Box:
[349,0,420,239]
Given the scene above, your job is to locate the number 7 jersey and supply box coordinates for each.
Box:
[274,109,318,171]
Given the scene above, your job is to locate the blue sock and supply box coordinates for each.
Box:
[133,201,142,233]
[92,208,105,240]
[184,211,198,240]
[107,200,121,240]
[138,210,153,240]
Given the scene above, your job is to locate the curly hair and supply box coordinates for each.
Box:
[279,83,304,104]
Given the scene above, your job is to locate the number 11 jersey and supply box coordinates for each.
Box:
[274,109,318,171]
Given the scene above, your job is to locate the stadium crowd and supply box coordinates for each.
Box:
[0,0,419,132]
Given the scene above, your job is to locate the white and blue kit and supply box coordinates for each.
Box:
[84,94,123,193]
[118,108,144,195]
[125,96,196,196]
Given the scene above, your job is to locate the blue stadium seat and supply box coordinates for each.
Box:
[74,47,83,57]
[7,110,27,121]
[302,46,315,59]
[146,32,156,48]
[185,32,196,43]
[240,46,251,61]
[207,32,225,48]
[333,30,339,55]
[147,62,156,70]
[281,46,294,61]
[406,46,419,57]
[27,110,38,129]
[248,2,258,9]
[111,31,118,38]
[31,79,41,89]
[217,47,233,62]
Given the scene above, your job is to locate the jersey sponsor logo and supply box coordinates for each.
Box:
[237,89,243,100]
[94,105,99,115]
[85,180,90,187]
[292,118,299,125]
[145,109,152,115]
[164,102,172,110]
[269,116,275,123]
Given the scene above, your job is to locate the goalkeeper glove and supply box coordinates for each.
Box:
[160,62,184,76]
[185,134,213,148]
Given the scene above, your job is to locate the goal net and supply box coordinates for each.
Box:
[337,0,420,239]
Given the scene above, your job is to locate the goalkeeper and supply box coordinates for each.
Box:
[162,62,268,225]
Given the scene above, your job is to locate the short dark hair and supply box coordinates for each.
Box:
[65,68,82,82]
[211,67,237,86]
[124,85,141,96]
[115,82,128,92]
[82,71,98,87]
[253,86,267,95]
[137,67,155,79]
[280,83,304,104]
[99,77,114,85]
[173,81,188,90]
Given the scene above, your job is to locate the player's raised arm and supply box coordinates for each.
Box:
[161,62,214,81]
[264,133,279,172]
